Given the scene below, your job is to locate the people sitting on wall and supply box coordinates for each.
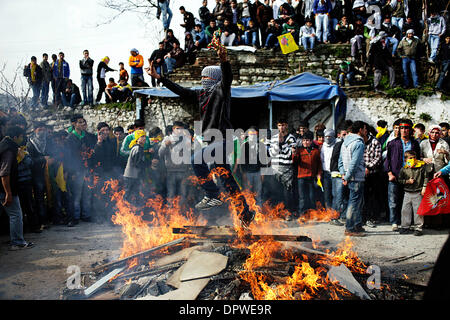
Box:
[110,79,133,103]
[62,79,81,108]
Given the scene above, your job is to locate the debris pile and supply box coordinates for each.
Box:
[61,226,424,300]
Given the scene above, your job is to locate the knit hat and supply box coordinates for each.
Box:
[130,48,139,54]
[102,56,110,63]
[129,129,146,149]
[201,66,222,90]
[406,29,414,34]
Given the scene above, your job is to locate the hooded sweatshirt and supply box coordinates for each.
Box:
[338,133,366,182]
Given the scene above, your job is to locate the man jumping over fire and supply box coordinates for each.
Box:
[147,44,255,230]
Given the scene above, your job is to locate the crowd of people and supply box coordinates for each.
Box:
[1,99,450,250]
[152,0,449,91]
[22,1,450,112]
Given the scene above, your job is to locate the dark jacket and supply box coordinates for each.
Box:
[384,137,421,178]
[380,23,400,39]
[64,83,82,104]
[369,40,394,69]
[330,140,343,174]
[150,49,167,66]
[26,135,52,179]
[182,11,196,31]
[199,5,212,25]
[0,137,19,196]
[79,57,94,76]
[161,61,233,136]
[438,40,450,62]
[398,164,428,192]
[65,130,96,175]
[96,61,115,79]
[89,137,118,177]
[17,152,33,184]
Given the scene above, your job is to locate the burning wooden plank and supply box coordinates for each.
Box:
[174,226,312,242]
[93,237,186,273]
[84,267,125,298]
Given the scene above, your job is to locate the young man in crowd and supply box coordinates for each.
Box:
[79,49,94,107]
[148,44,255,229]
[65,115,95,227]
[53,52,70,107]
[384,119,421,232]
[62,79,82,108]
[128,48,145,87]
[39,53,52,108]
[268,119,299,219]
[338,121,367,236]
[397,29,420,89]
[23,56,43,110]
[0,125,35,250]
[294,130,322,214]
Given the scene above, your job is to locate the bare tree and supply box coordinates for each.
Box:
[98,0,159,26]
[0,62,30,112]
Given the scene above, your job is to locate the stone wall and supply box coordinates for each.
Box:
[25,45,449,134]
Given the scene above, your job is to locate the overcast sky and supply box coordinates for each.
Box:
[0,0,215,91]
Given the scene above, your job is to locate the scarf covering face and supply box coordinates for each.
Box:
[323,128,336,147]
[30,132,47,154]
[129,129,146,149]
[201,66,222,91]
[376,126,387,139]
[405,158,425,168]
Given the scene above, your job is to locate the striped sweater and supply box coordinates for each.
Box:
[268,133,297,167]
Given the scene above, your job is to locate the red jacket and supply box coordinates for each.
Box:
[293,147,322,179]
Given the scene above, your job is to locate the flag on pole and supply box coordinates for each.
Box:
[417,178,450,216]
[278,33,299,54]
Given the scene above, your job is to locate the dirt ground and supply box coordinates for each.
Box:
[0,212,449,300]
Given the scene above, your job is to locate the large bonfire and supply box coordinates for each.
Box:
[101,170,368,300]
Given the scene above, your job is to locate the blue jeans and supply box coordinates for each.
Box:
[339,71,355,86]
[386,37,399,56]
[332,177,348,218]
[62,93,78,107]
[322,171,332,209]
[402,57,419,88]
[298,177,316,213]
[160,1,172,30]
[436,60,450,89]
[0,194,27,246]
[81,75,94,104]
[245,31,259,47]
[392,17,404,31]
[428,34,440,61]
[265,33,280,48]
[31,82,41,108]
[388,181,403,225]
[241,17,251,28]
[345,181,364,232]
[315,13,329,42]
[329,18,339,42]
[301,36,316,50]
[165,57,177,73]
[40,80,50,106]
[67,172,92,222]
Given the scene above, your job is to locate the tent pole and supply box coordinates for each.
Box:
[268,100,273,131]
[159,99,167,129]
[331,97,337,131]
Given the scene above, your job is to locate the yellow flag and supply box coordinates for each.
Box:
[55,164,67,192]
[278,33,299,54]
[317,177,324,192]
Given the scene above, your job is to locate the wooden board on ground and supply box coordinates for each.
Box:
[153,244,214,268]
[180,250,228,282]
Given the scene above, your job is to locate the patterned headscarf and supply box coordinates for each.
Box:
[201,66,222,91]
